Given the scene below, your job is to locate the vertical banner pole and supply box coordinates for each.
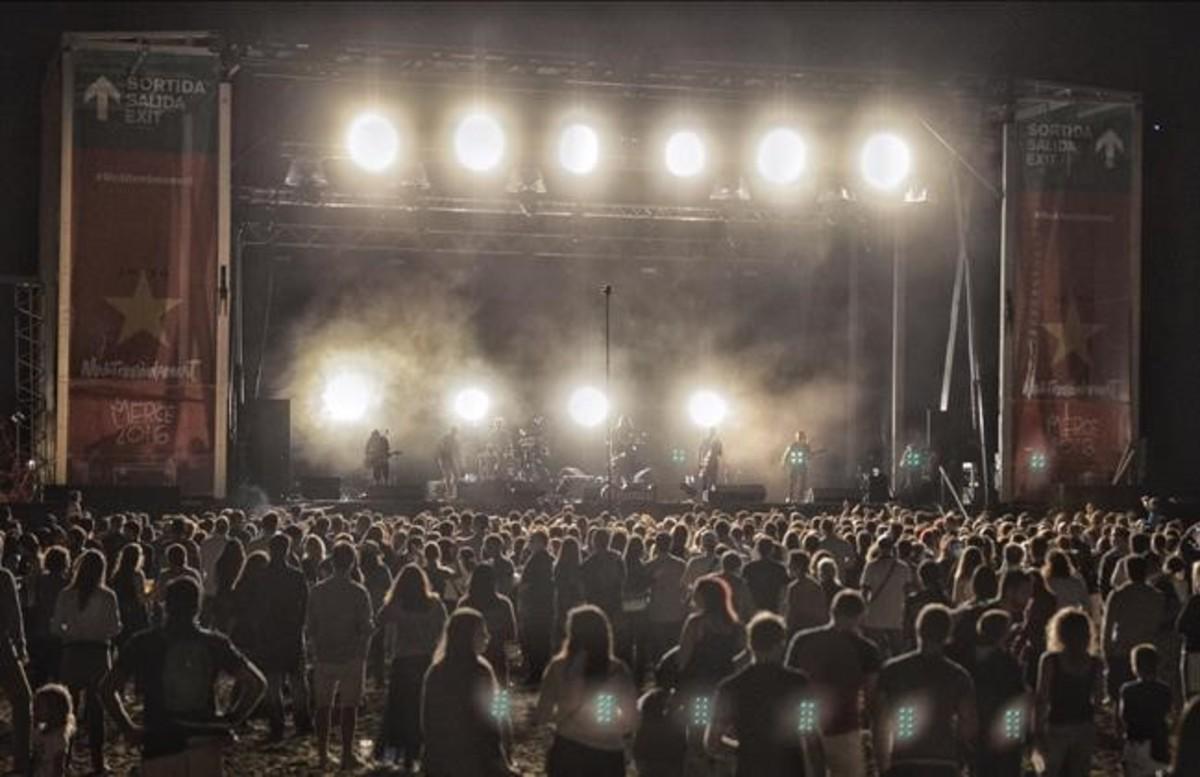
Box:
[214,82,232,498]
[997,121,1015,503]
[53,50,75,484]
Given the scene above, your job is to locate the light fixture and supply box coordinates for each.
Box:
[688,390,728,428]
[568,387,609,428]
[453,388,491,423]
[506,166,548,195]
[558,123,599,176]
[665,130,706,178]
[284,156,329,189]
[756,127,808,185]
[345,112,400,173]
[860,132,913,191]
[321,372,372,422]
[710,176,751,203]
[454,112,506,172]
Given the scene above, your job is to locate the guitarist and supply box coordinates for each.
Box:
[780,431,821,503]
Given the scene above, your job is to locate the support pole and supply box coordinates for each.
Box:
[603,284,613,512]
[890,218,906,487]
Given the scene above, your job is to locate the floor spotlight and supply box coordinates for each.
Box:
[454,112,506,173]
[860,132,913,191]
[453,388,491,423]
[665,130,706,178]
[322,372,372,422]
[756,127,807,185]
[568,387,609,428]
[558,123,599,176]
[346,112,399,172]
[688,390,728,428]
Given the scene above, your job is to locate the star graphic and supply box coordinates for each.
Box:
[1042,298,1103,367]
[104,272,182,345]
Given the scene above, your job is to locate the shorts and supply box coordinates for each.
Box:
[313,659,366,708]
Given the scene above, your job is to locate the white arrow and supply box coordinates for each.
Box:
[1094,129,1125,169]
[83,76,121,121]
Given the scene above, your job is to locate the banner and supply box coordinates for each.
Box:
[1007,95,1140,500]
[63,45,221,495]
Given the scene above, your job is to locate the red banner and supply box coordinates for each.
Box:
[1007,96,1139,500]
[63,47,221,495]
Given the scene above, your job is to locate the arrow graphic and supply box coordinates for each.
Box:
[1094,129,1125,169]
[83,76,121,121]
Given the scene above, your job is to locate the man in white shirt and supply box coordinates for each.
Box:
[860,536,913,658]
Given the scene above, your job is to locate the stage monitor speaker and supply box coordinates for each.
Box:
[708,484,767,508]
[245,399,291,500]
[299,476,341,500]
[507,481,546,500]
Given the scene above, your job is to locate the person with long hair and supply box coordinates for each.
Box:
[1035,608,1103,777]
[51,548,121,773]
[109,543,149,647]
[952,546,985,607]
[518,529,556,686]
[460,563,518,687]
[421,608,516,777]
[1043,550,1089,611]
[535,604,639,777]
[676,575,744,775]
[208,539,245,636]
[28,546,70,688]
[554,537,585,644]
[622,534,651,684]
[376,564,447,770]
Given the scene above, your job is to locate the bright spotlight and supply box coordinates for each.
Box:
[454,112,506,173]
[568,386,609,428]
[454,388,491,423]
[346,113,400,173]
[756,127,807,185]
[665,130,706,178]
[688,390,728,428]
[558,123,599,176]
[860,132,912,191]
[322,372,372,422]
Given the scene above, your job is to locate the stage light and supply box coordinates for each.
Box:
[559,123,599,176]
[345,113,399,173]
[454,112,506,172]
[1029,450,1048,471]
[896,705,918,740]
[860,132,912,191]
[453,388,491,423]
[593,692,617,725]
[688,390,728,428]
[665,130,706,178]
[756,127,807,185]
[568,387,609,428]
[322,372,372,422]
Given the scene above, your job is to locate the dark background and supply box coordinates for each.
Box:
[2,2,1197,492]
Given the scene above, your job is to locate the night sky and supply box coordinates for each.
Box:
[3,2,1198,492]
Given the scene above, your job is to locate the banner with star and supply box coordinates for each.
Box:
[60,45,221,495]
[1005,94,1140,500]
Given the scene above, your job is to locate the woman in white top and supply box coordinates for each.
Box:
[535,604,639,777]
[51,549,120,774]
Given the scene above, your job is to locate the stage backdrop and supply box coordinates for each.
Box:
[1001,89,1141,501]
[46,38,229,496]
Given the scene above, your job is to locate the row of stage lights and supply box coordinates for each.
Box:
[321,371,729,429]
[327,109,917,195]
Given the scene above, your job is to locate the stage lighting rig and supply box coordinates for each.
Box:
[345,112,400,173]
[859,132,913,192]
[454,112,507,173]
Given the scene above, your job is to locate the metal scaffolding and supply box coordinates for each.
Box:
[12,282,47,499]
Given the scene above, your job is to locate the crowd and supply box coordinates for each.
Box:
[1,491,1199,777]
